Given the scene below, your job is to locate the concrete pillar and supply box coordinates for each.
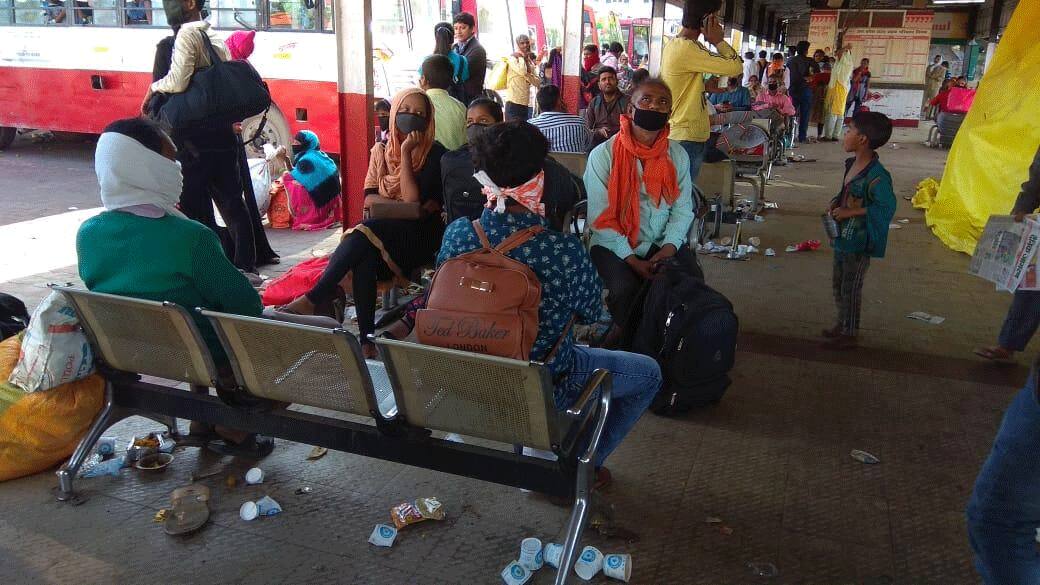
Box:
[648,0,667,77]
[335,0,373,228]
[560,0,583,113]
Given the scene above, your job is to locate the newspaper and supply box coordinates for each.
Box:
[969,215,1040,292]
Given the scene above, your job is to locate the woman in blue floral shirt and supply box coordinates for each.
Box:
[438,121,662,489]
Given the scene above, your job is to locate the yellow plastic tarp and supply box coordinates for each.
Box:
[913,177,940,210]
[925,2,1040,254]
[0,334,105,482]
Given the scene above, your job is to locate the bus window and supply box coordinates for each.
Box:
[0,0,13,24]
[267,0,314,30]
[123,0,152,25]
[12,0,49,24]
[209,0,256,29]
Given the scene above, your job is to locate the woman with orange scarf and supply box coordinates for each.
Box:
[585,79,698,345]
[281,88,447,358]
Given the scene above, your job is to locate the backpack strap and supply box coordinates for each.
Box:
[495,226,544,254]
[198,30,223,65]
[471,220,492,249]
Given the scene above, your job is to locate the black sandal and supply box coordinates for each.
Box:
[206,434,275,459]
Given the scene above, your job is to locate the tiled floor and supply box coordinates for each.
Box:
[0,129,1024,584]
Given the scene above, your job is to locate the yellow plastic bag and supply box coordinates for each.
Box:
[925,2,1040,254]
[0,335,105,482]
[912,177,940,210]
[487,57,509,92]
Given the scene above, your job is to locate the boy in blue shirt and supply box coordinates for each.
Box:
[823,111,896,349]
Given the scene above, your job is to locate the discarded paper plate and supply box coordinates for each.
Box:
[307,446,328,460]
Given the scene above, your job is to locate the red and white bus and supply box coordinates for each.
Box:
[0,0,566,152]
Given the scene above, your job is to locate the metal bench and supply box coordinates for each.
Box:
[54,287,610,585]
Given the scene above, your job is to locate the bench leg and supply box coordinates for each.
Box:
[56,382,134,501]
[554,376,613,585]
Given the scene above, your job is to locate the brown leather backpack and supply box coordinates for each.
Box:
[415,221,543,360]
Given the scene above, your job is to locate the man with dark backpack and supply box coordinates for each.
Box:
[432,121,661,490]
[142,0,258,274]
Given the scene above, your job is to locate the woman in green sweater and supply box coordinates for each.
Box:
[78,117,271,458]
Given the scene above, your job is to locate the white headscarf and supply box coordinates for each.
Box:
[94,131,185,218]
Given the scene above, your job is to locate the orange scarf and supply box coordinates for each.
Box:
[593,115,679,248]
[368,87,437,200]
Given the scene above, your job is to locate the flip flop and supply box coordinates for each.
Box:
[974,347,1014,362]
[165,485,211,536]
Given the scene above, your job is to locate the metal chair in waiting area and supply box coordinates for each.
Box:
[52,287,214,500]
[550,151,588,178]
[720,123,770,204]
[375,336,611,585]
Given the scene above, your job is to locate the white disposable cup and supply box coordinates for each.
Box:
[368,523,397,547]
[239,501,259,521]
[500,560,531,585]
[573,546,604,581]
[519,537,543,571]
[245,467,264,484]
[603,554,632,582]
[543,542,563,569]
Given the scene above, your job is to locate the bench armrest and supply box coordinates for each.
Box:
[565,368,610,418]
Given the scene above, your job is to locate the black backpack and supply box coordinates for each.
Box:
[157,32,271,131]
[0,293,29,341]
[630,261,739,416]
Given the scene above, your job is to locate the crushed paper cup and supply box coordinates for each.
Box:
[765,248,776,257]
[603,553,632,582]
[501,561,532,585]
[239,501,259,521]
[543,542,564,569]
[245,467,264,485]
[574,546,604,581]
[368,523,397,547]
[255,495,282,516]
[519,537,543,571]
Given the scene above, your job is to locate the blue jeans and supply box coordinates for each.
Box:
[793,86,813,143]
[998,290,1040,351]
[555,346,662,467]
[967,375,1040,584]
[678,140,706,187]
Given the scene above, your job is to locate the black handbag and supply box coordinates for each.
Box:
[157,32,271,131]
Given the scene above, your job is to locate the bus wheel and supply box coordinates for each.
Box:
[0,127,16,151]
[241,106,291,159]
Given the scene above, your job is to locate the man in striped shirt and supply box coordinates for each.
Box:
[528,85,592,154]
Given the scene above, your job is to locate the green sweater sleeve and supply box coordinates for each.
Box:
[190,228,263,317]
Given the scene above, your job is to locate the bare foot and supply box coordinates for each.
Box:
[281,296,317,315]
[361,342,379,360]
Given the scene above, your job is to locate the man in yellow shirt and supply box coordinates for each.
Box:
[661,0,742,184]
[504,34,543,121]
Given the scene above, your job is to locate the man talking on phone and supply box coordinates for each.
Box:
[662,0,742,185]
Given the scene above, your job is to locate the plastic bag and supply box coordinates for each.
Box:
[925,2,1040,254]
[8,291,94,393]
[249,157,273,214]
[912,177,940,210]
[267,178,293,229]
[488,57,509,92]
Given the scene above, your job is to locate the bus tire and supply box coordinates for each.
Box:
[241,105,291,159]
[0,127,16,151]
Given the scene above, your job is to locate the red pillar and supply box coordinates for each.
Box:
[561,0,583,113]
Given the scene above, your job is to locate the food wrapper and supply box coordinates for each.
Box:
[390,497,445,529]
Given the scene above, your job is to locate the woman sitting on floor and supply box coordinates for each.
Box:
[276,130,342,231]
[280,88,447,359]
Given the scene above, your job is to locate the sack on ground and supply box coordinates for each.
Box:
[416,221,542,360]
[249,156,273,214]
[267,178,293,229]
[0,334,105,482]
[8,291,94,393]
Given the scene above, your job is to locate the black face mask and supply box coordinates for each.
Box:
[768,83,778,91]
[377,115,390,133]
[465,123,489,145]
[291,144,305,157]
[395,112,428,135]
[632,107,669,132]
